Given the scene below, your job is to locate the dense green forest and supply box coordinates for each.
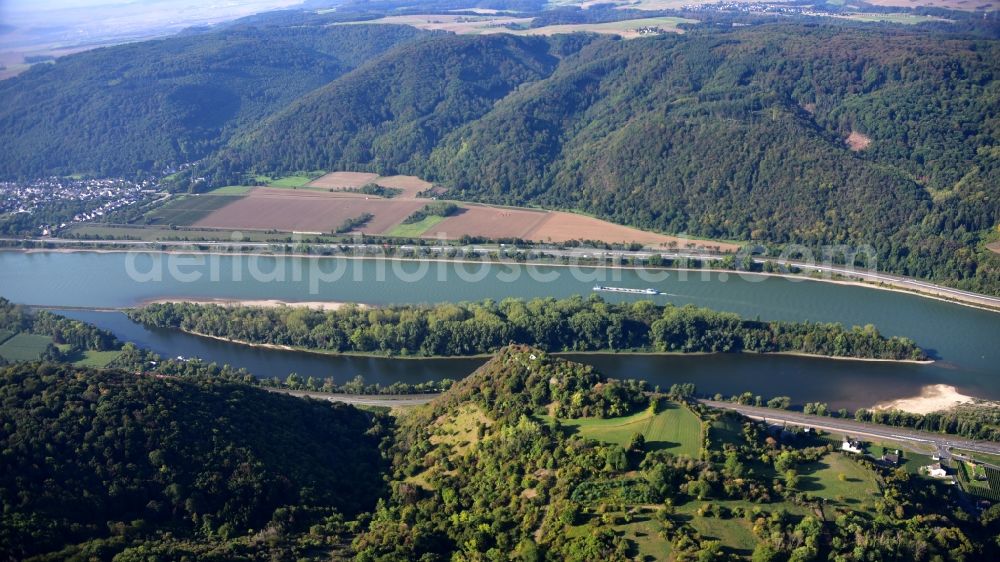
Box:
[126,296,927,360]
[0,24,429,178]
[209,33,593,181]
[2,344,998,559]
[0,362,388,560]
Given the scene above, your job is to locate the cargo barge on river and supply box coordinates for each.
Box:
[592,285,661,295]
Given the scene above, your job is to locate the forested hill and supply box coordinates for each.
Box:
[0,24,429,179]
[209,33,594,179]
[352,345,991,560]
[0,363,388,560]
[215,24,1000,294]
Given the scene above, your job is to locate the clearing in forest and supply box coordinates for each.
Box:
[555,401,703,457]
[797,453,879,510]
[845,131,872,151]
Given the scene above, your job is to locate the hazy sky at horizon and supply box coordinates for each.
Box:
[0,1,306,24]
[0,0,306,57]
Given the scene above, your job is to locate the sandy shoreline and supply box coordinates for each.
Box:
[142,297,365,311]
[873,384,983,415]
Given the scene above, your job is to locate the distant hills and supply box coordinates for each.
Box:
[0,16,997,294]
[0,24,429,178]
[216,25,999,294]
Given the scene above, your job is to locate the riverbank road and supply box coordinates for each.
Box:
[268,387,437,408]
[700,400,1000,459]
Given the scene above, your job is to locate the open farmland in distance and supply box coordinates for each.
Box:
[519,16,696,38]
[338,14,695,38]
[186,185,740,248]
[338,15,534,35]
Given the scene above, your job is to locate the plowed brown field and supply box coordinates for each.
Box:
[422,206,549,240]
[374,175,433,198]
[193,188,424,234]
[525,211,739,251]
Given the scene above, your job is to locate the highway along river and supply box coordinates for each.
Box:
[2,250,998,410]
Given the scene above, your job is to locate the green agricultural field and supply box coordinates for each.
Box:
[0,333,54,362]
[797,453,879,510]
[143,195,243,226]
[206,185,254,195]
[72,350,123,368]
[385,215,446,238]
[255,172,325,188]
[957,462,1000,502]
[65,224,311,242]
[555,401,703,457]
[0,330,14,345]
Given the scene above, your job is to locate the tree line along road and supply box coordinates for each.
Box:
[700,399,1000,463]
[266,388,1000,464]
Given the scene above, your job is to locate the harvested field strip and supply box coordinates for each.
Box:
[422,205,550,240]
[524,210,739,251]
[193,188,425,234]
[373,175,433,198]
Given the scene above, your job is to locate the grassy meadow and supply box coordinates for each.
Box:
[385,215,447,237]
[553,401,703,457]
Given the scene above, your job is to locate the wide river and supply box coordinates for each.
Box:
[2,250,998,409]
